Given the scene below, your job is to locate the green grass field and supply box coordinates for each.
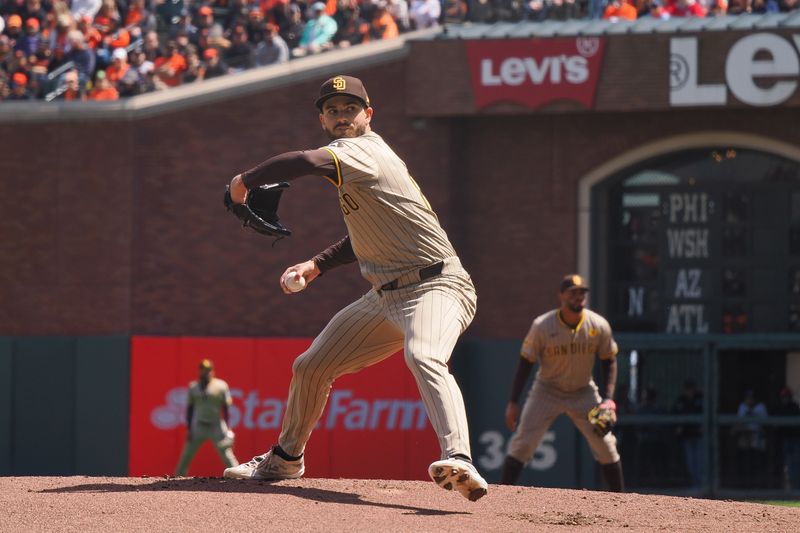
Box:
[760,500,800,507]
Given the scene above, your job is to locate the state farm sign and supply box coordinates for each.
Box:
[671,33,800,107]
[466,38,606,110]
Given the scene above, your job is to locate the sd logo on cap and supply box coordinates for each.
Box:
[315,75,371,110]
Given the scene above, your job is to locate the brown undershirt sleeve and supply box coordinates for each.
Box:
[241,149,338,188]
[510,357,535,403]
[312,236,357,274]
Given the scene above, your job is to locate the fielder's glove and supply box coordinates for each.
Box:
[587,399,617,437]
[224,182,292,239]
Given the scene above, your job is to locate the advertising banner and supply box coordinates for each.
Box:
[465,38,606,110]
[129,336,439,479]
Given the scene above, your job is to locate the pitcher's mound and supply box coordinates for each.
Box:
[2,476,797,532]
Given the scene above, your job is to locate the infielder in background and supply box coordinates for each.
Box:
[499,275,624,492]
[175,359,239,476]
[223,75,488,501]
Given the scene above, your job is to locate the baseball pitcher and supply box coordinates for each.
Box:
[222,75,488,502]
[175,359,238,476]
[500,275,624,492]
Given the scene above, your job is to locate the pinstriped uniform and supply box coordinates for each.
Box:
[508,309,621,465]
[278,131,477,461]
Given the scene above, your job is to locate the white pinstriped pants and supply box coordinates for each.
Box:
[508,381,620,465]
[278,270,477,461]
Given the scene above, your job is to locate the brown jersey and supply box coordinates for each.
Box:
[521,309,618,392]
[322,132,457,288]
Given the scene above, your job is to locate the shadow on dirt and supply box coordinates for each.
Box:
[39,478,470,516]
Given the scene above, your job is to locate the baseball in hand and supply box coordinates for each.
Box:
[285,272,306,293]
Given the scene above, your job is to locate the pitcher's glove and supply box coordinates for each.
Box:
[224,182,292,238]
[587,399,617,437]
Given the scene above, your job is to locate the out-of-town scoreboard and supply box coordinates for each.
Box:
[601,148,800,334]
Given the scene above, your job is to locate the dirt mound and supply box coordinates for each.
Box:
[1,477,796,532]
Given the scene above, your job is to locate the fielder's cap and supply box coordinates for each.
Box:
[315,75,370,110]
[560,274,589,293]
[199,359,214,371]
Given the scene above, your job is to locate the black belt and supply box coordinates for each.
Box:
[380,261,444,291]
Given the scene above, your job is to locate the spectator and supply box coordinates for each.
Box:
[196,5,216,31]
[733,389,768,488]
[142,30,163,62]
[173,27,192,53]
[129,46,154,77]
[386,0,411,32]
[409,0,441,28]
[279,3,305,50]
[58,67,87,100]
[469,0,494,20]
[225,24,253,70]
[22,0,48,26]
[292,2,337,57]
[523,0,548,21]
[77,15,103,50]
[65,30,96,83]
[7,70,32,100]
[71,0,103,21]
[94,0,122,38]
[117,59,146,96]
[672,379,704,489]
[182,46,206,82]
[105,46,130,87]
[548,0,582,19]
[772,387,800,490]
[708,0,728,14]
[334,8,368,48]
[18,18,40,56]
[245,8,266,42]
[47,14,73,61]
[604,0,638,18]
[202,46,227,78]
[780,0,798,10]
[223,0,254,32]
[751,0,780,11]
[6,15,24,44]
[0,76,9,101]
[662,0,707,15]
[206,21,232,50]
[253,22,289,66]
[366,1,399,42]
[443,0,469,23]
[495,0,525,19]
[153,40,187,87]
[89,69,119,99]
[125,0,157,34]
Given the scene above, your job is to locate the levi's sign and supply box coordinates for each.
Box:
[466,38,606,110]
[671,33,800,107]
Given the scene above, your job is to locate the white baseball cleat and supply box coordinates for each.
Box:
[428,458,488,502]
[223,446,305,480]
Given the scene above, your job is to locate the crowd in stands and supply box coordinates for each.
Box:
[1,0,799,102]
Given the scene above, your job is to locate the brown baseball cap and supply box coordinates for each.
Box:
[315,75,370,110]
[560,274,589,293]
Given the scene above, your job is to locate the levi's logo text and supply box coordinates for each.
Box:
[333,76,346,91]
[465,38,606,110]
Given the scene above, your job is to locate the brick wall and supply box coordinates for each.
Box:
[1,57,798,340]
